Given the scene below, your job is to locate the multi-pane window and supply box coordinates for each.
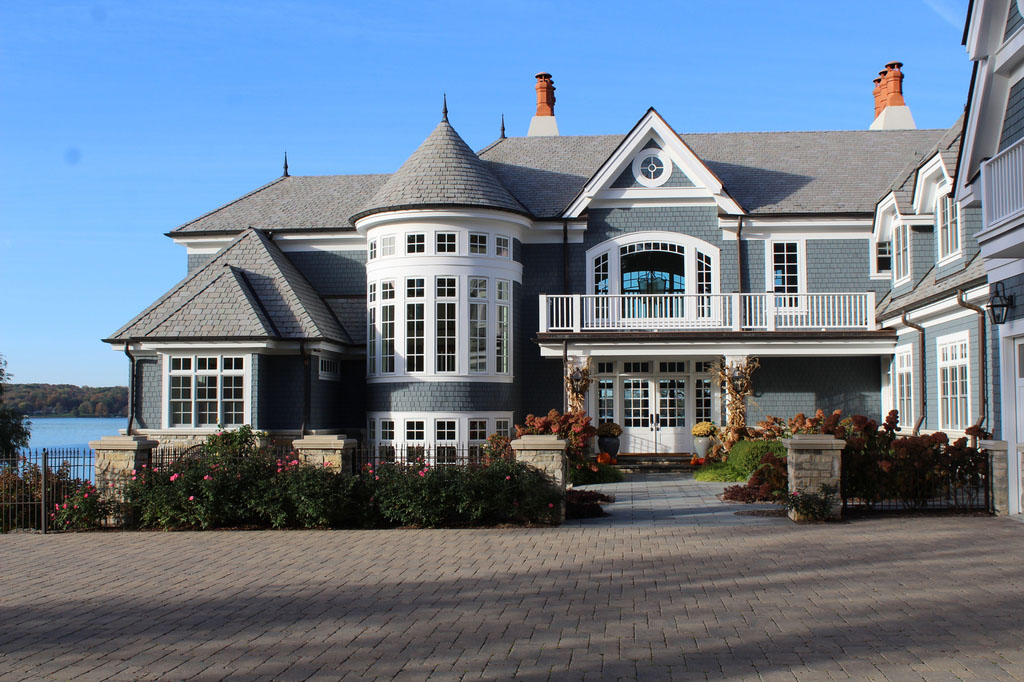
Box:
[894,348,913,428]
[168,355,245,427]
[469,277,487,300]
[436,420,456,441]
[367,284,376,375]
[496,279,510,374]
[894,222,910,281]
[495,235,511,258]
[772,242,800,302]
[593,253,609,294]
[876,241,892,272]
[696,251,713,317]
[938,335,970,431]
[368,240,377,260]
[470,233,488,255]
[598,379,615,423]
[367,419,376,442]
[436,232,456,253]
[495,419,511,437]
[381,235,396,257]
[597,362,615,374]
[407,233,425,254]
[406,277,424,298]
[469,420,488,441]
[381,280,395,374]
[406,420,425,441]
[380,420,395,441]
[659,379,685,427]
[695,378,712,423]
[659,362,685,373]
[624,362,649,373]
[937,194,961,260]
[436,276,457,298]
[436,302,457,372]
[470,302,487,372]
[406,302,424,372]
[319,357,340,380]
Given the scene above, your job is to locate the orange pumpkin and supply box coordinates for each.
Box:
[596,452,612,465]
[690,455,699,466]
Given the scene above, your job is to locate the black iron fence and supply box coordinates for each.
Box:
[841,450,993,514]
[351,444,501,473]
[1,448,100,533]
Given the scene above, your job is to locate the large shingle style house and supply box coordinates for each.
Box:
[106,68,984,456]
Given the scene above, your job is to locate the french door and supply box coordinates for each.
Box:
[621,378,689,453]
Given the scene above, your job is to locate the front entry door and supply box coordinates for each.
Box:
[620,378,688,453]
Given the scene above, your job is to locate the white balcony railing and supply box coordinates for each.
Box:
[982,136,1024,229]
[539,292,877,333]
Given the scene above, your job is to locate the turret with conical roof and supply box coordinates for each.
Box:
[351,115,528,223]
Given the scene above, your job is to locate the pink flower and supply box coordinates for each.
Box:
[188,496,194,501]
[548,503,554,508]
[277,468,282,473]
[131,470,137,475]
[418,471,426,477]
[374,475,379,480]
[505,475,511,480]
[63,503,68,509]
[131,476,136,480]
[290,459,299,466]
[83,493,89,498]
[140,464,146,468]
[203,475,211,480]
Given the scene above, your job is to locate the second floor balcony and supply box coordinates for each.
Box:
[982,135,1024,230]
[539,292,878,333]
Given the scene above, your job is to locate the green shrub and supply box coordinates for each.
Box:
[780,484,838,522]
[569,461,624,485]
[693,461,743,482]
[727,440,786,479]
[50,481,112,530]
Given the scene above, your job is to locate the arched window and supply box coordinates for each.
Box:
[587,233,719,297]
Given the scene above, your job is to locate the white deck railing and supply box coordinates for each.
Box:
[539,292,876,333]
[982,136,1024,229]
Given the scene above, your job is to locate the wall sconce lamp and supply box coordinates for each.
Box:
[988,282,1014,325]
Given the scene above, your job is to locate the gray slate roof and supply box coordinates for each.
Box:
[351,120,528,221]
[876,116,963,215]
[877,254,988,319]
[107,229,352,344]
[171,175,388,234]
[168,124,949,235]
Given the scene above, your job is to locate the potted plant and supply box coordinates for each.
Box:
[691,421,717,458]
[596,421,622,458]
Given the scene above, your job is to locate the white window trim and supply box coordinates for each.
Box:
[469,232,489,255]
[318,355,341,381]
[936,331,971,432]
[892,219,912,286]
[935,192,963,265]
[161,353,252,430]
[764,239,807,296]
[367,412,514,447]
[631,148,673,188]
[893,344,914,429]
[584,231,720,296]
[406,232,425,254]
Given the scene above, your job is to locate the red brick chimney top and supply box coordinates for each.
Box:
[535,72,555,117]
[872,61,906,118]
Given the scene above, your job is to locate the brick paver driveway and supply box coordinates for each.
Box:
[3,505,1024,679]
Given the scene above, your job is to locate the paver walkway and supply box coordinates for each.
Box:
[568,472,787,527]
[3,496,1024,680]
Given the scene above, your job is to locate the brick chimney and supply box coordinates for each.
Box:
[527,72,559,137]
[870,61,915,130]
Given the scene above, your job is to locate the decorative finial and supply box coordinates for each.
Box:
[283,151,289,177]
[442,93,448,122]
[500,113,506,139]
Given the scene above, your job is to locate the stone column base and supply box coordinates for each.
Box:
[511,435,568,523]
[291,435,357,473]
[782,434,845,521]
[90,435,159,525]
[980,439,1009,516]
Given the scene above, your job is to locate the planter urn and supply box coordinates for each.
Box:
[693,436,712,458]
[597,436,620,458]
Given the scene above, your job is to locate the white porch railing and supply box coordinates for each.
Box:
[539,292,876,333]
[982,136,1024,229]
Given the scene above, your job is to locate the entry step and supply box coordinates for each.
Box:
[607,454,699,473]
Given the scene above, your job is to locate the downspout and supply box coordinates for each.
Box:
[562,219,569,294]
[956,289,988,441]
[901,312,927,434]
[300,341,311,437]
[123,345,135,437]
[735,217,744,295]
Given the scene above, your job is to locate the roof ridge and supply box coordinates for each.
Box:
[169,176,289,234]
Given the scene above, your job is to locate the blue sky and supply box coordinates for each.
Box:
[0,0,970,386]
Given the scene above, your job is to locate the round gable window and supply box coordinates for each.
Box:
[631,149,672,187]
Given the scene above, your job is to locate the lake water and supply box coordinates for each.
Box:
[26,417,126,451]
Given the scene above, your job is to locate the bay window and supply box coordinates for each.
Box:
[168,355,246,427]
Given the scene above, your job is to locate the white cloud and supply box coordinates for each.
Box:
[922,0,965,30]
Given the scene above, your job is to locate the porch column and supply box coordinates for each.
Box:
[980,439,1010,516]
[782,434,844,521]
[291,434,357,473]
[511,434,568,522]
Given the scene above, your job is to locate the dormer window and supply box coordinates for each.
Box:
[893,221,910,283]
[936,194,961,261]
[876,241,892,272]
[631,149,672,188]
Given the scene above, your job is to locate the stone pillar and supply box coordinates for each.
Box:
[782,434,845,521]
[291,435,357,473]
[510,434,568,522]
[90,435,159,524]
[980,439,1009,516]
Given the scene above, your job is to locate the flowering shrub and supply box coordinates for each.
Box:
[691,421,717,438]
[1,456,102,532]
[50,482,113,530]
[780,484,838,522]
[721,451,788,502]
[516,409,596,463]
[569,461,624,485]
[481,433,513,462]
[202,424,265,457]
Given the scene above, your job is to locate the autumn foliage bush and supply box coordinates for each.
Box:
[516,409,596,463]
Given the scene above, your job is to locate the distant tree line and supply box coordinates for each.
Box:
[7,384,129,417]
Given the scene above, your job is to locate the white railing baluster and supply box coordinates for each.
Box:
[982,137,1024,229]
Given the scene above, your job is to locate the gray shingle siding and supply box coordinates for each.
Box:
[806,239,887,297]
[188,253,214,273]
[134,357,162,430]
[1000,78,1024,152]
[366,381,514,412]
[921,316,992,433]
[257,354,303,430]
[1007,0,1024,42]
[610,161,694,189]
[287,250,367,296]
[747,357,882,423]
[996,273,1024,324]
[519,244,571,418]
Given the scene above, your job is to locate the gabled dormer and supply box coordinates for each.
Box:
[874,181,935,298]
[562,108,744,219]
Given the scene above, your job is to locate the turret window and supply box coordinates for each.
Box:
[406,233,425,254]
[436,232,456,253]
[470,233,488,254]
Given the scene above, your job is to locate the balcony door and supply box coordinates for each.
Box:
[621,378,688,454]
